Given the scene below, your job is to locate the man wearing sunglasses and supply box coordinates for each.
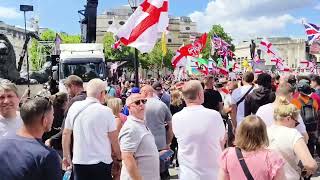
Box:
[119,94,160,180]
[0,97,61,180]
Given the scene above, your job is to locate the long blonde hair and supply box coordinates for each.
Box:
[274,97,299,121]
[235,115,269,151]
[107,98,123,117]
[171,90,183,106]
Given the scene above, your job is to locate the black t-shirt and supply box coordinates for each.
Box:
[0,134,62,180]
[202,89,222,111]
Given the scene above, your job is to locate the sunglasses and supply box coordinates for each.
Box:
[132,99,147,105]
[291,116,300,127]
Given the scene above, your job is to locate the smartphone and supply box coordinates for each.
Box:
[160,150,174,161]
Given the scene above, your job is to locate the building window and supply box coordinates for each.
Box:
[108,21,113,25]
[168,39,172,43]
[119,21,125,25]
[185,27,190,31]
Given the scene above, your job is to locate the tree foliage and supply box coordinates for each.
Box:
[102,32,133,62]
[28,29,81,70]
[201,24,235,59]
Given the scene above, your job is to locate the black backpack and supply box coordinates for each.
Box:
[299,98,318,132]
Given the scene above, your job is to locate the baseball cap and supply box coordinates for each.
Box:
[131,87,140,94]
[297,79,312,95]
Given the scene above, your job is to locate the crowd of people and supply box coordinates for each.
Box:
[1,71,320,180]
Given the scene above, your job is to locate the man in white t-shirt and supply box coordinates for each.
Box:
[62,79,121,180]
[172,80,225,180]
[231,72,255,128]
[0,82,22,137]
[256,83,308,141]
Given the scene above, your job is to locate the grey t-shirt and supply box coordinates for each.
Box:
[119,116,160,180]
[145,97,172,150]
[0,113,23,137]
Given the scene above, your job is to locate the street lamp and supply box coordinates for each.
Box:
[128,0,140,87]
[20,5,33,96]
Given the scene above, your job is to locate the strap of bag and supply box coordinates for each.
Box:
[236,85,254,106]
[235,147,254,180]
[72,101,96,127]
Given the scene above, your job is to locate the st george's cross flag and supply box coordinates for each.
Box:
[260,38,276,56]
[115,0,169,53]
[303,22,320,45]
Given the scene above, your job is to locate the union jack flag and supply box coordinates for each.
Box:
[303,22,320,45]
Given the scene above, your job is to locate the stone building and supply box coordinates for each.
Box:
[0,21,27,63]
[96,5,200,51]
[234,37,311,69]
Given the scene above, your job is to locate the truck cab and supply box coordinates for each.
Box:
[52,43,107,91]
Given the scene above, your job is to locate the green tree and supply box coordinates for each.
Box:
[102,32,133,62]
[201,24,235,59]
[28,29,81,70]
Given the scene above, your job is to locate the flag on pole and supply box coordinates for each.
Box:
[161,32,167,56]
[53,33,62,55]
[171,33,207,68]
[195,58,209,75]
[115,0,169,53]
[303,22,320,45]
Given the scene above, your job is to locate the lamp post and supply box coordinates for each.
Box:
[20,5,33,96]
[128,0,140,87]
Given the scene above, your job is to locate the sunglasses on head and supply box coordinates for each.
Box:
[133,99,147,105]
[35,95,52,120]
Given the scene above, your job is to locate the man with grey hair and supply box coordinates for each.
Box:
[172,80,226,180]
[119,93,160,180]
[0,81,23,136]
[62,78,121,180]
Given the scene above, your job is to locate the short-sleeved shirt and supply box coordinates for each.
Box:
[219,147,285,180]
[256,103,307,134]
[145,97,172,150]
[267,125,303,180]
[202,89,222,111]
[119,116,160,180]
[0,134,61,180]
[172,105,225,180]
[0,113,23,137]
[231,85,255,124]
[64,97,116,165]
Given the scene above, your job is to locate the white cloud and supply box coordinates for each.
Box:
[0,6,22,19]
[189,0,314,41]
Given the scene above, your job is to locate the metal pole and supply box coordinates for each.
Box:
[134,48,139,87]
[23,11,30,96]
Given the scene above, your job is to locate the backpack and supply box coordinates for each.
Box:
[299,97,318,132]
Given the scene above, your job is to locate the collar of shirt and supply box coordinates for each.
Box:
[128,115,145,124]
[85,97,100,103]
[184,105,204,111]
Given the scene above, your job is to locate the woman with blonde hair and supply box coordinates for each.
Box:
[107,97,126,180]
[268,97,317,179]
[218,115,285,180]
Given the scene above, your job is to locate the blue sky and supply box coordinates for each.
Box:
[0,0,319,42]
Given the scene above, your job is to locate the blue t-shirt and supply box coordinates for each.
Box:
[0,134,62,180]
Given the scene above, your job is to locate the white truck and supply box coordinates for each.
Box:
[52,43,107,91]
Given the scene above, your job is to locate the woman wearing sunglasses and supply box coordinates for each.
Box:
[268,97,317,179]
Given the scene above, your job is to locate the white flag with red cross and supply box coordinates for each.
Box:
[116,0,169,53]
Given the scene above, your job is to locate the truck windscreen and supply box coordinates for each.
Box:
[61,62,106,82]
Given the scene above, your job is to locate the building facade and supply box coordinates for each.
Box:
[96,5,200,51]
[0,21,27,63]
[234,37,309,69]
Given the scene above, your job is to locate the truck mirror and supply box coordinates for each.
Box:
[52,66,58,81]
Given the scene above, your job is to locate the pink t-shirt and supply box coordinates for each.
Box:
[219,147,285,180]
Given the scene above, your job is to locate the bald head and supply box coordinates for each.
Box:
[140,85,155,98]
[86,79,106,98]
[181,80,204,104]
